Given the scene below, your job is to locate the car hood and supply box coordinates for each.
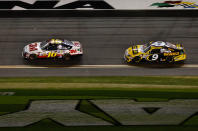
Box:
[23,42,42,53]
[126,45,144,57]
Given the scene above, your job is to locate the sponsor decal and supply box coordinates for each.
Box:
[1,0,198,10]
[74,42,80,47]
[37,52,48,58]
[29,43,37,51]
[0,100,110,127]
[0,0,114,10]
[164,52,179,56]
[132,46,138,55]
[0,99,198,127]
[151,1,198,8]
[0,92,15,96]
[70,49,77,54]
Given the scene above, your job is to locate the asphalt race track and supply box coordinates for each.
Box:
[0,17,198,76]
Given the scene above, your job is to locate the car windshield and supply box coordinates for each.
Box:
[40,39,74,50]
[166,42,177,49]
[40,41,48,49]
[143,43,151,52]
[64,40,74,46]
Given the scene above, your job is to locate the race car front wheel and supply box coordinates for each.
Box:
[132,56,141,63]
[166,56,174,63]
[29,54,37,61]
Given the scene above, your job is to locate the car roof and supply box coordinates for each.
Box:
[46,39,73,46]
[150,41,177,49]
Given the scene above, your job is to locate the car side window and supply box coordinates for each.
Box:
[150,49,160,54]
[144,46,151,53]
[62,44,72,50]
[45,44,57,50]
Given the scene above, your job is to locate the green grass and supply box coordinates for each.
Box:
[0,76,198,130]
[2,126,198,131]
[2,126,197,131]
[0,76,197,86]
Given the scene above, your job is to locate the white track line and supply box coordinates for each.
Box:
[0,64,197,68]
[183,64,198,68]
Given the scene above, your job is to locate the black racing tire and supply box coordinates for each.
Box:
[166,56,174,63]
[176,60,185,64]
[63,54,71,61]
[132,56,141,63]
[28,54,37,61]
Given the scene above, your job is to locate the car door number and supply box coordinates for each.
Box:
[152,54,158,61]
[48,52,57,57]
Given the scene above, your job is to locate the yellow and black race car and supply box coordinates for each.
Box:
[124,41,186,63]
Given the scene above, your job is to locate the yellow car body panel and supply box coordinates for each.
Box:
[125,45,144,62]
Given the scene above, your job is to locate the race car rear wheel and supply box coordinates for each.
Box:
[63,54,71,61]
[166,56,174,63]
[29,54,37,61]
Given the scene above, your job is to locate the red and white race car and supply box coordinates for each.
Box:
[22,39,83,61]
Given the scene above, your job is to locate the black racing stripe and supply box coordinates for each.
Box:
[132,46,138,55]
[132,46,135,55]
[131,46,134,55]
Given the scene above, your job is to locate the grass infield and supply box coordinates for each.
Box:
[0,76,198,131]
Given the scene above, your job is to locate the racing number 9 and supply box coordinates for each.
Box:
[152,54,158,61]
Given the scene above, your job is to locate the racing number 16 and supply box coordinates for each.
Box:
[152,54,158,61]
[48,52,57,57]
